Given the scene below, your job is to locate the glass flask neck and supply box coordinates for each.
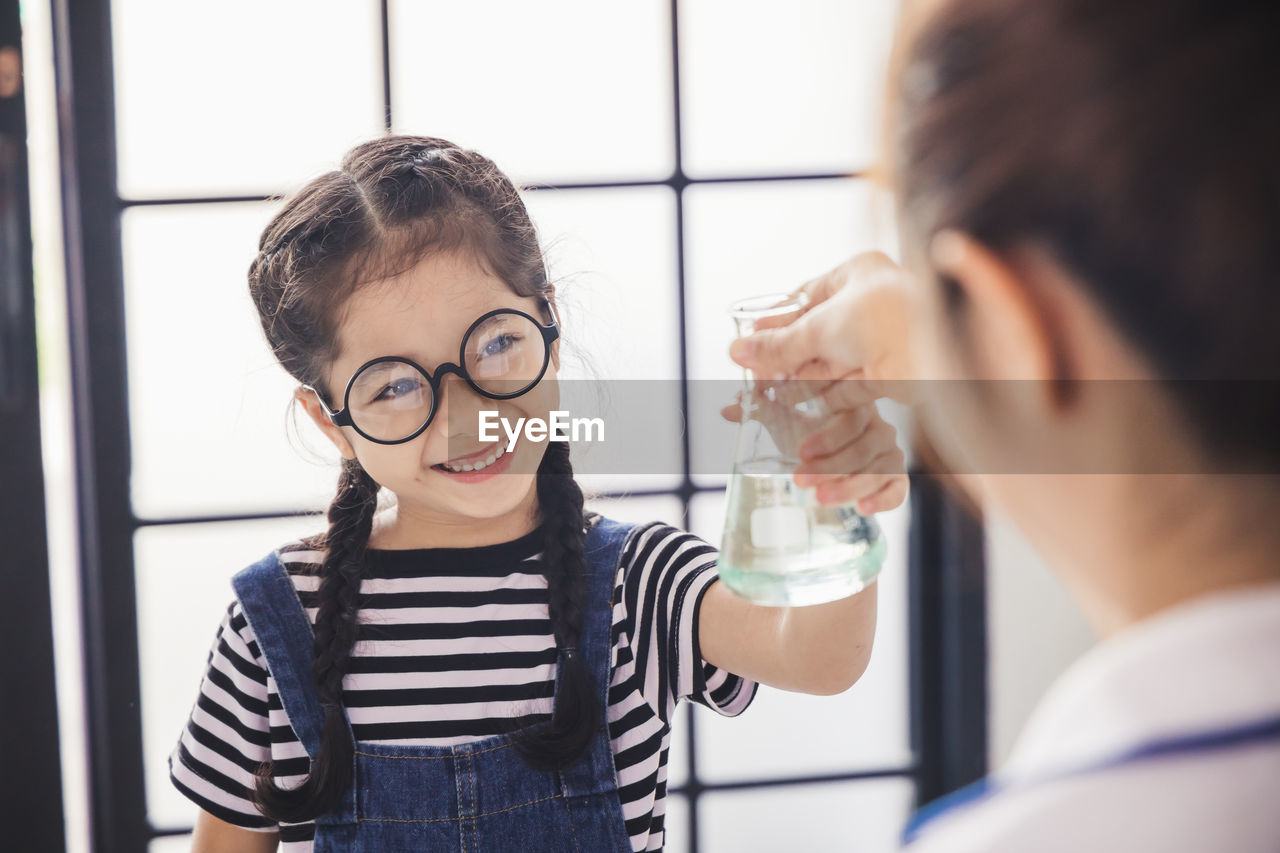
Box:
[730,291,809,383]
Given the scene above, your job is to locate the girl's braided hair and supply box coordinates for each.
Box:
[247,136,598,822]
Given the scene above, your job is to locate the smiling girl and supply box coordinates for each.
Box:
[169,136,907,852]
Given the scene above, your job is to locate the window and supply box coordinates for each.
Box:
[43,1,986,850]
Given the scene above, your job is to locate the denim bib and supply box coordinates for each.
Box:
[233,516,638,852]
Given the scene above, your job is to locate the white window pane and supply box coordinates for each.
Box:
[390,1,673,184]
[663,792,691,853]
[150,838,192,853]
[525,186,683,491]
[687,489,728,553]
[699,778,915,853]
[113,0,384,198]
[680,0,900,177]
[684,179,894,380]
[686,379,737,490]
[668,705,692,789]
[123,203,341,518]
[138,517,325,828]
[683,179,896,489]
[689,492,912,781]
[525,187,679,381]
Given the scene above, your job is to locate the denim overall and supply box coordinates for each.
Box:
[232,517,638,853]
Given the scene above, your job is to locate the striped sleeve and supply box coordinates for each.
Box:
[168,600,278,831]
[618,522,757,723]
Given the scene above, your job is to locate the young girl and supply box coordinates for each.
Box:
[169,135,907,852]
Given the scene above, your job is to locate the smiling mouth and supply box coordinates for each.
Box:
[433,442,511,473]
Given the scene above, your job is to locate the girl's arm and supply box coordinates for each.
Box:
[699,576,877,695]
[191,809,279,853]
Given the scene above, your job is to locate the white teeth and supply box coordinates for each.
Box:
[442,445,505,473]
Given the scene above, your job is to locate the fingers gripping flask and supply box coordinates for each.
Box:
[718,293,887,606]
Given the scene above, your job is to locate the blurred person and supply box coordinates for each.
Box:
[732,0,1280,850]
[171,136,908,853]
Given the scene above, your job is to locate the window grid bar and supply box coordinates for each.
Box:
[379,0,393,132]
[114,170,867,209]
[52,0,152,848]
[665,1,706,850]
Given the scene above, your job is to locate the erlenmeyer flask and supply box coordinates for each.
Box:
[718,293,887,606]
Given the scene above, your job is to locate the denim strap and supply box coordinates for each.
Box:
[231,552,357,825]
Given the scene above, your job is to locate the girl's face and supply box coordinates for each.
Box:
[302,249,560,535]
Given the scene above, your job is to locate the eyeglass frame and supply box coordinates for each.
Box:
[304,305,561,446]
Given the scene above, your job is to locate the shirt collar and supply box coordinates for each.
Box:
[1001,580,1280,781]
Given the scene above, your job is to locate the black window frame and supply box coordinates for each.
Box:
[2,1,67,849]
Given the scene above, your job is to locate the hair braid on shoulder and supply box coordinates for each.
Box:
[515,440,602,769]
[252,457,379,822]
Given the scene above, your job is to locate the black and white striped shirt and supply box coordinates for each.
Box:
[170,521,756,852]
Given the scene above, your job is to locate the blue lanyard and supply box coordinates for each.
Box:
[902,712,1280,846]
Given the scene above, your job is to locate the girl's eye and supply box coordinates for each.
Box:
[479,333,520,359]
[373,377,422,402]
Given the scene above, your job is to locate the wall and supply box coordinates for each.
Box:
[985,509,1097,766]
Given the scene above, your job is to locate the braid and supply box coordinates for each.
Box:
[253,458,379,822]
[516,440,602,769]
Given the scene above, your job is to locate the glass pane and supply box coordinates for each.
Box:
[525,186,682,492]
[688,489,728,550]
[390,1,673,184]
[113,0,384,198]
[680,0,900,177]
[123,203,342,519]
[525,187,679,381]
[664,791,691,853]
[668,704,691,789]
[699,778,916,853]
[689,491,913,781]
[683,179,896,489]
[684,179,894,380]
[138,517,326,828]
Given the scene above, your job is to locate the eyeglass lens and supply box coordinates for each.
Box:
[346,311,549,442]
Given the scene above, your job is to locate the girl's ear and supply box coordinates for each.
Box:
[295,387,358,460]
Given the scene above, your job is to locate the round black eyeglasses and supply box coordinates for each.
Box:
[306,307,559,445]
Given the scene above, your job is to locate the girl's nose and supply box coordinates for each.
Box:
[434,373,484,439]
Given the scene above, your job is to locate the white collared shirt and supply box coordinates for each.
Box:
[905,582,1280,853]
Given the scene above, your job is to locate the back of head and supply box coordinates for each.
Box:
[892,0,1280,471]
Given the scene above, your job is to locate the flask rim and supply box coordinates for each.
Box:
[729,291,810,320]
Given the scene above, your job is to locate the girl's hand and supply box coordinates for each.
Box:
[793,401,908,514]
[719,395,908,515]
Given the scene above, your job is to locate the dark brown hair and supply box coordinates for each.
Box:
[247,136,598,822]
[893,0,1280,469]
